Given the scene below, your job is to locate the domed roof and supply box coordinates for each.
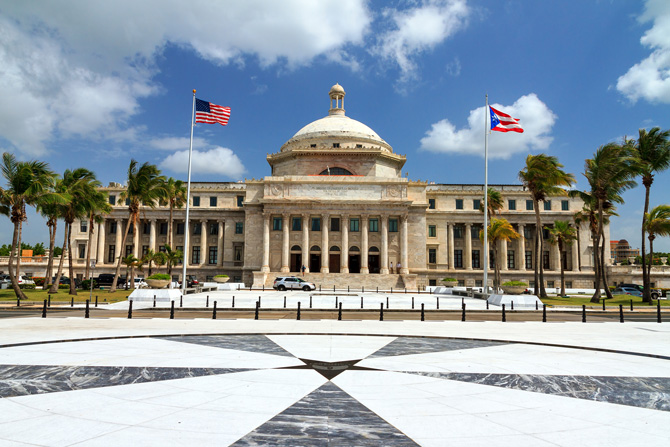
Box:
[330,83,345,95]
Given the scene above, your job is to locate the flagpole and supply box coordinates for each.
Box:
[483,94,489,297]
[181,89,196,294]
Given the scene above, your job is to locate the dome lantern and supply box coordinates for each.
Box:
[329,83,345,116]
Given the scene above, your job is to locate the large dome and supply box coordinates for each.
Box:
[290,114,387,144]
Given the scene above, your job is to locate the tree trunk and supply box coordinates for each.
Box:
[576,226,582,271]
[44,220,57,288]
[648,236,655,303]
[533,225,539,297]
[591,231,601,303]
[559,240,566,297]
[8,220,27,300]
[641,185,651,303]
[494,243,500,292]
[67,223,77,295]
[15,220,23,289]
[84,216,94,279]
[535,202,547,297]
[600,230,613,300]
[110,216,132,292]
[168,205,173,248]
[49,227,68,294]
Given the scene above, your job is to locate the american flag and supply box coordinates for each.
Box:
[489,106,523,133]
[195,98,231,126]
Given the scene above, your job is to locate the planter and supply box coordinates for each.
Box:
[145,279,170,289]
[213,276,229,283]
[501,286,526,295]
[442,280,458,288]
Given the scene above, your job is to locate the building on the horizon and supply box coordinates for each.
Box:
[610,239,640,264]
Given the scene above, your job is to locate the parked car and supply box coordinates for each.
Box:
[52,276,81,287]
[617,283,661,300]
[178,275,199,288]
[273,276,316,291]
[94,274,126,288]
[18,276,35,286]
[125,278,148,289]
[613,286,643,297]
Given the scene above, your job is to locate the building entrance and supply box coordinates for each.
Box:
[290,254,302,272]
[309,254,321,273]
[349,254,360,273]
[329,254,340,273]
[368,255,380,274]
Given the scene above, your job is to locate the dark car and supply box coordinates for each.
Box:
[617,283,661,299]
[53,276,81,287]
[178,275,199,288]
[94,274,125,288]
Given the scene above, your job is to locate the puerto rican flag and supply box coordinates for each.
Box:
[489,106,524,133]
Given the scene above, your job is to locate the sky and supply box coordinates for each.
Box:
[1,0,669,251]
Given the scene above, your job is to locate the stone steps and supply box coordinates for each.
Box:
[263,273,411,290]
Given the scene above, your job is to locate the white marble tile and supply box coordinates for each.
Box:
[535,425,669,447]
[0,414,125,447]
[268,334,394,361]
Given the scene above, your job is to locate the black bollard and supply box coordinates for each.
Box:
[511,301,514,311]
[619,304,624,323]
[462,303,466,322]
[170,300,175,319]
[95,295,98,308]
[421,303,425,321]
[362,286,364,293]
[213,301,217,319]
[436,297,440,310]
[361,296,363,309]
[542,304,547,322]
[502,304,506,322]
[334,285,336,293]
[319,285,322,292]
[602,299,605,311]
[85,300,90,319]
[461,297,464,307]
[390,287,393,294]
[386,297,389,309]
[404,287,407,294]
[206,295,209,308]
[262,284,264,292]
[630,299,633,311]
[338,302,342,321]
[380,302,384,321]
[309,296,313,309]
[486,300,489,310]
[48,294,51,307]
[297,301,301,320]
[16,297,19,307]
[258,296,261,307]
[232,295,235,308]
[283,296,286,308]
[180,295,183,308]
[255,301,259,320]
[335,296,338,309]
[127,300,133,319]
[412,297,414,309]
[153,295,156,308]
[657,299,662,323]
[376,287,378,293]
[348,285,350,292]
[582,305,586,323]
[535,301,538,311]
[42,299,47,318]
[71,297,74,307]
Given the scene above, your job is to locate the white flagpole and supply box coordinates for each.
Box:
[181,90,196,294]
[483,95,489,296]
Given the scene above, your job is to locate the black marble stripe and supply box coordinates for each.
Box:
[0,365,251,398]
[407,371,670,411]
[231,382,419,446]
[368,338,506,358]
[155,335,294,357]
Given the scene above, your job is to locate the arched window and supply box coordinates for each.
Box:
[310,245,321,252]
[290,245,301,252]
[349,246,360,253]
[330,246,340,252]
[369,246,380,253]
[319,167,353,175]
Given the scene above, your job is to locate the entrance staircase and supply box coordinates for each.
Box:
[257,272,417,291]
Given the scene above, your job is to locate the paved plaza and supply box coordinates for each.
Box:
[0,291,669,446]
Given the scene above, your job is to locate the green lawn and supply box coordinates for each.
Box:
[0,288,132,304]
[541,294,670,308]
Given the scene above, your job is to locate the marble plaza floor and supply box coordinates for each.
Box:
[0,315,669,446]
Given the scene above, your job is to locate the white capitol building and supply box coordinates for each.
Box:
[66,84,614,290]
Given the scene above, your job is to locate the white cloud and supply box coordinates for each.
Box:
[419,94,556,159]
[159,147,246,178]
[616,0,670,104]
[149,137,208,151]
[373,0,469,84]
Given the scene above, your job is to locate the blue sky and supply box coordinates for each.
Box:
[1,0,670,251]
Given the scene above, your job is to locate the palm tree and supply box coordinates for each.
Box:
[110,160,166,292]
[83,190,111,279]
[36,198,61,289]
[643,205,670,297]
[583,143,637,303]
[163,177,187,248]
[121,254,144,290]
[163,245,183,280]
[0,153,64,300]
[519,154,575,298]
[546,221,577,297]
[629,127,670,303]
[479,187,504,220]
[142,249,167,276]
[480,218,520,292]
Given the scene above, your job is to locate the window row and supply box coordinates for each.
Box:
[107,195,245,208]
[428,198,571,211]
[426,248,569,270]
[105,245,244,264]
[104,221,244,235]
[272,217,400,233]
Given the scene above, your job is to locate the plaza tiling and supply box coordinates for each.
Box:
[0,293,669,446]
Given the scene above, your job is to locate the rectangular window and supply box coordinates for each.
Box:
[525,250,533,269]
[562,251,568,269]
[542,228,550,240]
[237,196,244,207]
[108,195,116,205]
[108,245,115,263]
[508,199,516,210]
[428,198,436,209]
[193,196,200,207]
[472,250,480,269]
[389,218,398,232]
[159,245,166,253]
[311,217,321,231]
[127,223,133,234]
[125,198,130,206]
[330,217,340,232]
[369,218,379,232]
[235,222,243,234]
[471,225,480,239]
[524,226,533,239]
[507,250,515,269]
[209,196,217,207]
[192,246,201,264]
[547,280,555,288]
[543,251,550,269]
[526,200,534,210]
[208,246,217,265]
[455,199,464,210]
[292,217,302,231]
[273,217,282,231]
[473,199,481,211]
[350,218,360,232]
[159,222,168,235]
[234,246,243,261]
[193,223,202,235]
[428,248,437,264]
[209,223,218,235]
[125,245,133,256]
[428,225,436,237]
[429,279,437,287]
[110,221,117,234]
[490,250,495,268]
[143,222,150,235]
[453,225,463,239]
[566,281,573,289]
[454,250,463,268]
[78,244,86,259]
[562,200,569,211]
[80,221,88,233]
[544,200,551,211]
[142,245,149,257]
[177,223,184,235]
[176,246,183,264]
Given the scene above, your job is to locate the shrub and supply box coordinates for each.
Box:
[502,281,527,286]
[214,274,229,278]
[81,279,97,290]
[147,273,170,280]
[19,284,36,290]
[58,284,69,289]
[441,277,457,282]
[33,277,45,287]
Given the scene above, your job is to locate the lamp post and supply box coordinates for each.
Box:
[89,260,96,302]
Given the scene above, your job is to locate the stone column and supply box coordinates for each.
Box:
[341,215,349,273]
[360,215,369,274]
[115,218,123,262]
[149,219,156,253]
[201,219,208,265]
[501,240,509,271]
[218,220,225,266]
[400,214,409,274]
[133,222,140,258]
[261,213,270,272]
[223,220,234,267]
[447,223,454,269]
[551,241,560,271]
[572,239,579,272]
[302,213,310,273]
[96,220,105,264]
[518,224,526,271]
[380,215,389,274]
[465,223,472,270]
[321,213,329,273]
[281,213,290,272]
